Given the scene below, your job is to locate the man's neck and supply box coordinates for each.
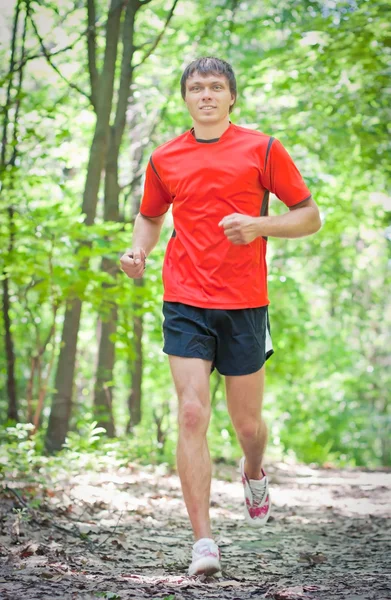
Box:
[192,118,231,140]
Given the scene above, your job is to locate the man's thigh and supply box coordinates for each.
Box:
[168,356,212,409]
[225,366,265,423]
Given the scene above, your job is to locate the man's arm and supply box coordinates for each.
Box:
[219,197,321,244]
[120,212,166,279]
[132,212,166,256]
[256,196,321,239]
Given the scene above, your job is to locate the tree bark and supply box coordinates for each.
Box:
[93,1,138,436]
[87,0,99,112]
[126,134,146,431]
[3,246,18,421]
[127,292,143,429]
[1,0,23,422]
[94,288,117,436]
[95,0,179,434]
[45,0,126,453]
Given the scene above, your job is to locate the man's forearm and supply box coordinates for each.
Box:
[255,207,322,239]
[132,213,164,256]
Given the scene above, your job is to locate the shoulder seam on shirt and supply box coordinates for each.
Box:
[264,136,275,172]
[149,155,162,181]
[149,155,172,198]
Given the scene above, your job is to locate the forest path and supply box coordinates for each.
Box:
[1,461,390,599]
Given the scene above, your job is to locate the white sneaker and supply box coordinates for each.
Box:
[239,457,271,527]
[188,538,221,576]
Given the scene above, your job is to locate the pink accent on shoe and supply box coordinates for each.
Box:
[198,548,219,559]
[239,457,271,527]
[248,496,270,518]
[188,538,221,576]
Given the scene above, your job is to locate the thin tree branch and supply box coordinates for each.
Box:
[0,38,87,90]
[37,0,85,25]
[1,0,21,170]
[5,487,97,552]
[1,1,109,91]
[12,31,87,73]
[87,0,99,112]
[29,14,92,103]
[133,0,179,68]
[10,0,30,168]
[96,511,124,549]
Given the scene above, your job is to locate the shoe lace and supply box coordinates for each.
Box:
[250,479,267,506]
[196,542,217,557]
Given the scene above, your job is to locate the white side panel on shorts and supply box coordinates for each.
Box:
[265,327,273,354]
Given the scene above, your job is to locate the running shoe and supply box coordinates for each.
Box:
[239,456,271,527]
[188,537,221,576]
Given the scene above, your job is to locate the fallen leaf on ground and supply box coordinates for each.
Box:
[299,552,327,564]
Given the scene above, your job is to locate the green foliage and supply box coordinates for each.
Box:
[64,421,107,452]
[0,0,390,468]
[0,423,44,477]
[0,421,177,504]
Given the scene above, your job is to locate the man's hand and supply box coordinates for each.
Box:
[120,247,146,279]
[218,213,260,245]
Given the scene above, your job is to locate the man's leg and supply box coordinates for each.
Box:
[168,355,213,540]
[225,366,267,479]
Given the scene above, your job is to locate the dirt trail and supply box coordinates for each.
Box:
[1,462,390,599]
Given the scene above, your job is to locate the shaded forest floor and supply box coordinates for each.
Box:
[0,461,390,600]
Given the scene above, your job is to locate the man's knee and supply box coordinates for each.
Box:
[178,400,210,433]
[233,418,265,441]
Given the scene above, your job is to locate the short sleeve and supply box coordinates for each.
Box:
[139,157,172,217]
[262,139,312,208]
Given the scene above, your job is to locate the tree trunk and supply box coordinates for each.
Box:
[45,298,83,451]
[3,249,18,421]
[93,257,117,437]
[1,0,24,422]
[95,0,178,435]
[127,289,144,429]
[45,0,126,452]
[93,1,138,435]
[125,131,147,431]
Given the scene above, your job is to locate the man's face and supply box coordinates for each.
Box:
[184,72,235,125]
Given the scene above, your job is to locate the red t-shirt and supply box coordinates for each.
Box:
[140,123,311,309]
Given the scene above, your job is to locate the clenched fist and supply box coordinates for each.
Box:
[218,213,259,245]
[120,247,146,279]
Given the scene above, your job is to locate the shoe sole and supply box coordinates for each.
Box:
[188,556,221,577]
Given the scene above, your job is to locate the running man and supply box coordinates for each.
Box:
[120,57,321,576]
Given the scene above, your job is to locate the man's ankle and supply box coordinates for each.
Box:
[194,530,213,542]
[244,459,265,480]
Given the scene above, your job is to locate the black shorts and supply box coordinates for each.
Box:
[162,301,274,376]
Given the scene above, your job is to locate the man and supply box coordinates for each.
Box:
[120,57,321,577]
